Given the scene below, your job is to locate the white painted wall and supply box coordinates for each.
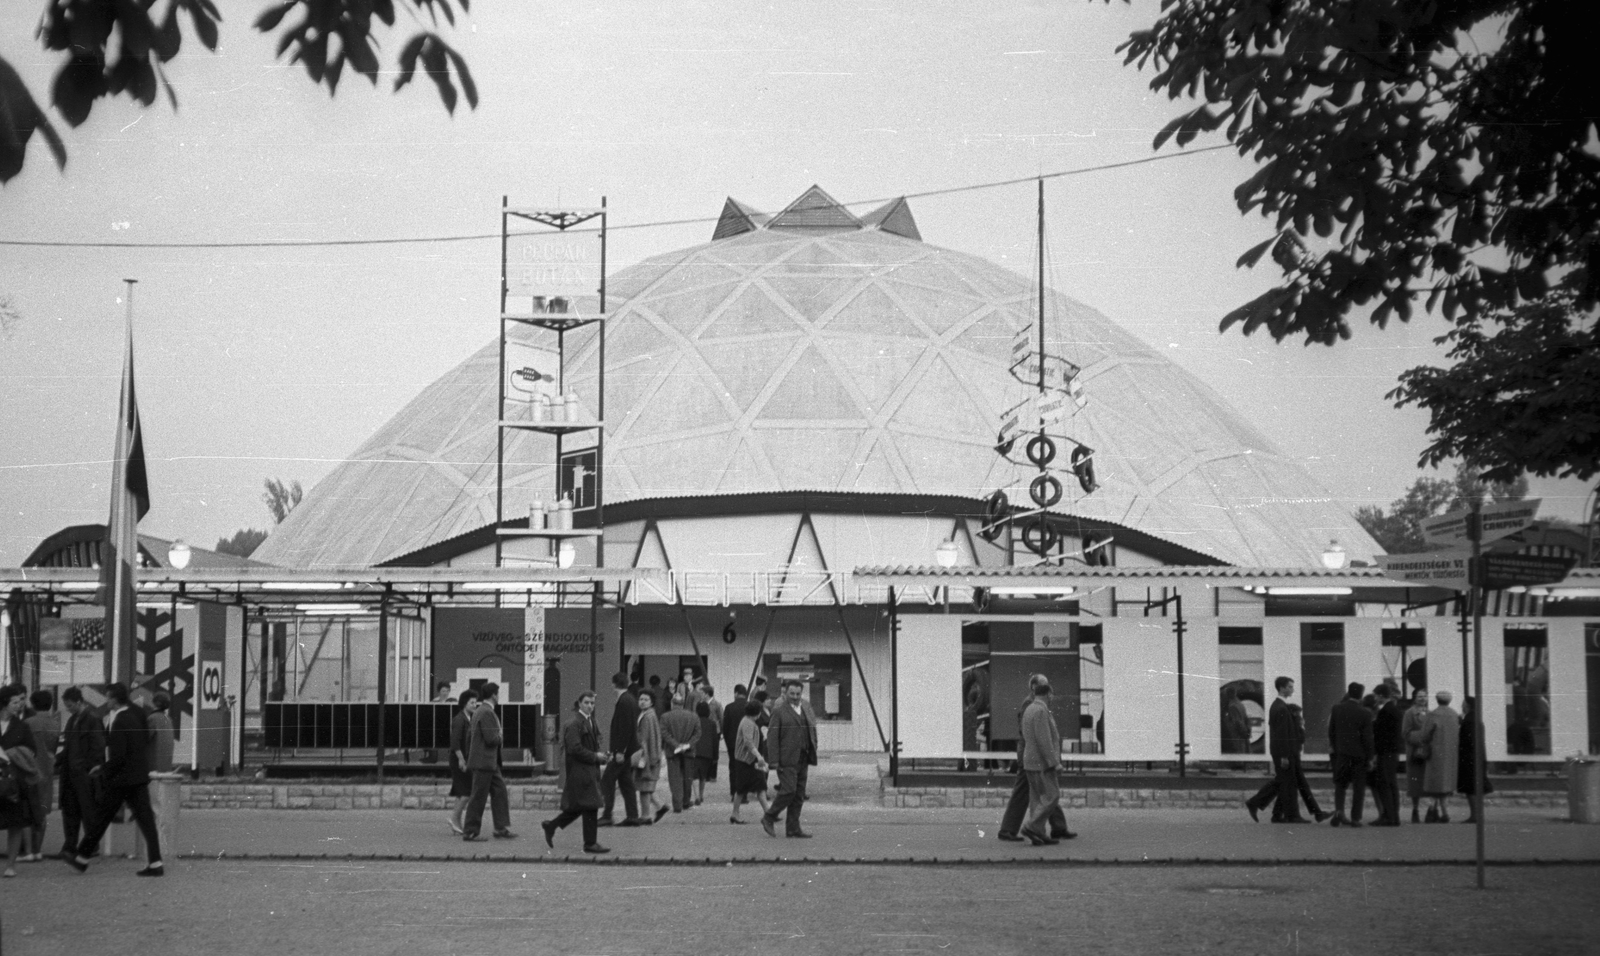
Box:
[895,614,961,759]
[1102,617,1179,762]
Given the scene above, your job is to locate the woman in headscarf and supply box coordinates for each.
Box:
[1400,688,1430,823]
[1413,690,1461,822]
[729,699,771,824]
[632,689,668,824]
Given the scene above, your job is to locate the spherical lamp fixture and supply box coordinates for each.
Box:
[934,539,959,569]
[1320,539,1347,570]
[557,540,577,569]
[168,540,192,570]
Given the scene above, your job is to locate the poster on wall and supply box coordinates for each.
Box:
[760,653,852,722]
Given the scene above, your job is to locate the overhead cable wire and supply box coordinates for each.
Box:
[0,144,1232,250]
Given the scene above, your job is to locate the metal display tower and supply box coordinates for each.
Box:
[493,198,608,594]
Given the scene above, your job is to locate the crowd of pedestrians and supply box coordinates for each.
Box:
[0,681,171,879]
[1239,676,1487,827]
[433,671,817,853]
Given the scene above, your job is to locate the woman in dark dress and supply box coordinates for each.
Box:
[693,700,719,808]
[446,690,477,835]
[1,685,39,878]
[728,699,770,824]
[1456,696,1494,824]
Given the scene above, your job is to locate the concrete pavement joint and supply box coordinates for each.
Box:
[166,851,1600,867]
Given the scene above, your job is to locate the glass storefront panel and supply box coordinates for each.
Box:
[1588,624,1600,756]
[964,620,1084,754]
[1504,624,1550,755]
[1078,624,1104,754]
[1218,627,1264,755]
[1380,625,1427,700]
[1299,622,1345,754]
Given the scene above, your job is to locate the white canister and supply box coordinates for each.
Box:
[532,394,549,423]
[557,496,573,530]
[529,499,546,530]
[565,393,580,422]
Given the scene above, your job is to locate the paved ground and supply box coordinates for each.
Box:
[2,860,1596,955]
[20,801,1598,865]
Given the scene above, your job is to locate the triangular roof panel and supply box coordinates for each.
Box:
[767,185,861,233]
[861,196,921,240]
[712,198,769,241]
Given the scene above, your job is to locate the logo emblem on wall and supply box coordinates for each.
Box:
[200,661,223,710]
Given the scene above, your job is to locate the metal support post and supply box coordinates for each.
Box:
[1469,504,1487,889]
[888,586,900,786]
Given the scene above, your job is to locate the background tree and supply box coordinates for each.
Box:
[0,0,476,184]
[1117,0,1597,482]
[214,527,267,558]
[1355,462,1528,553]
[263,477,303,524]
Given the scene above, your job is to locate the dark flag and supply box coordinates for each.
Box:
[101,296,150,684]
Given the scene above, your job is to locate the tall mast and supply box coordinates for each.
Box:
[1037,178,1045,397]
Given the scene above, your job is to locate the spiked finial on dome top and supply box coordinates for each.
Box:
[710,187,922,241]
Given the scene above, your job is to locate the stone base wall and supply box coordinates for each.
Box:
[181,783,563,811]
[880,786,1570,810]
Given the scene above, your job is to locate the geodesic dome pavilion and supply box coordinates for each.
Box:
[254,186,1378,574]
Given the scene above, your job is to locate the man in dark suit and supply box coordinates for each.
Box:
[461,682,517,842]
[997,688,1072,842]
[1328,681,1376,827]
[599,672,642,827]
[65,683,163,876]
[1370,683,1403,825]
[760,679,818,838]
[56,686,105,859]
[1245,676,1330,824]
[721,684,749,783]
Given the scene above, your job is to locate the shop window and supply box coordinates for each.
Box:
[1218,627,1264,755]
[968,621,1087,755]
[1586,624,1600,755]
[1298,623,1345,754]
[1381,625,1427,700]
[1077,624,1104,754]
[1504,625,1550,755]
[961,622,993,760]
[761,653,852,722]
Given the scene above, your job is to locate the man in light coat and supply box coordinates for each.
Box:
[461,683,517,842]
[997,688,1072,842]
[1018,674,1063,846]
[760,679,818,839]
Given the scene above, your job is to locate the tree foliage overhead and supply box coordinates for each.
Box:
[1355,462,1527,554]
[0,0,476,184]
[1120,0,1597,343]
[1392,292,1599,483]
[1117,0,1598,485]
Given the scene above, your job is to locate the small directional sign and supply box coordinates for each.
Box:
[1421,499,1541,548]
[1473,553,1575,591]
[1374,548,1473,591]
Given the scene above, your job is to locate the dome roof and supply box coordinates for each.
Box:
[255,188,1379,569]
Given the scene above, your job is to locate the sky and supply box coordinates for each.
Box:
[0,0,1590,567]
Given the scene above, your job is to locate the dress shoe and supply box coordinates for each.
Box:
[493,829,519,840]
[787,830,813,839]
[1314,811,1333,823]
[541,820,557,848]
[1053,830,1078,840]
[462,833,488,842]
[618,817,644,827]
[1330,814,1345,827]
[997,833,1024,843]
[730,816,748,825]
[760,816,776,838]
[1346,820,1363,828]
[653,806,670,824]
[1425,806,1439,823]
[1022,828,1049,846]
[1272,817,1310,825]
[65,856,89,872]
[1439,812,1451,823]
[136,864,165,877]
[596,817,615,828]
[1245,801,1260,822]
[584,844,611,854]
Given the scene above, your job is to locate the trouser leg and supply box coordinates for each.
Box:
[489,773,510,832]
[767,767,802,826]
[124,784,161,863]
[581,809,598,846]
[75,787,128,859]
[998,772,1029,836]
[1270,759,1296,820]
[601,759,638,819]
[463,770,491,835]
[1293,759,1322,816]
[1023,770,1060,836]
[784,765,808,833]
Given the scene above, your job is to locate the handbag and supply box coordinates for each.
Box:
[1413,742,1430,760]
